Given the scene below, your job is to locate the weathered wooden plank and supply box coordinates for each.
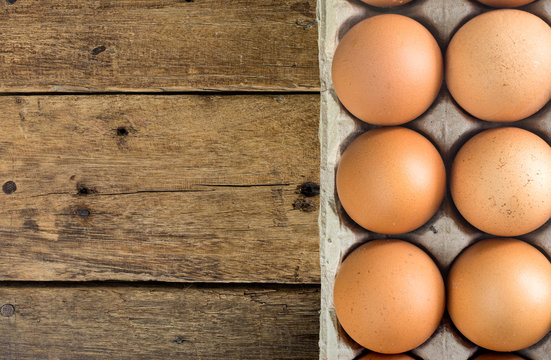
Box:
[0,283,320,359]
[0,94,320,283]
[0,0,319,92]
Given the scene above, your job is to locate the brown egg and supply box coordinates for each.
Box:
[359,352,415,360]
[337,127,445,234]
[446,10,551,122]
[451,127,551,236]
[360,0,413,7]
[332,14,442,125]
[448,238,551,352]
[334,240,445,353]
[476,0,535,7]
[473,354,525,360]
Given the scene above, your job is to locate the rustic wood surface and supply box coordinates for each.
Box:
[0,0,319,92]
[0,283,320,359]
[0,94,320,283]
[0,0,322,357]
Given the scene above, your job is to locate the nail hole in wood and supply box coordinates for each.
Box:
[75,208,90,218]
[297,182,319,197]
[116,127,129,136]
[76,183,96,196]
[2,181,17,195]
[0,304,15,317]
[91,45,106,55]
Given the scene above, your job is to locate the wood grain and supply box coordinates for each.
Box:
[0,0,319,92]
[0,283,319,359]
[0,94,320,283]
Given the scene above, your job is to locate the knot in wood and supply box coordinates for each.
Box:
[2,181,17,194]
[0,304,15,317]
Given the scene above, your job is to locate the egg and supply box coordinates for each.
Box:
[473,354,525,360]
[476,0,535,7]
[446,10,551,122]
[359,353,415,360]
[447,238,551,352]
[332,14,442,125]
[451,127,551,236]
[337,127,445,234]
[334,239,445,354]
[360,0,413,7]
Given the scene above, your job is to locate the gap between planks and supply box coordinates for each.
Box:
[0,90,322,97]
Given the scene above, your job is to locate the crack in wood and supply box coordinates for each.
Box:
[30,189,212,198]
[195,183,290,188]
[28,184,291,198]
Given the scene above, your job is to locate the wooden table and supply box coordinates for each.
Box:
[0,1,320,358]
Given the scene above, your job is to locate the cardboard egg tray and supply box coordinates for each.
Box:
[317,0,551,359]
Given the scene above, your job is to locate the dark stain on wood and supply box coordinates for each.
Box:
[290,1,312,16]
[23,219,39,231]
[20,208,39,217]
[292,198,316,212]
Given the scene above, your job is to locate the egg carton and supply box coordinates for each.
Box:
[317,0,551,359]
